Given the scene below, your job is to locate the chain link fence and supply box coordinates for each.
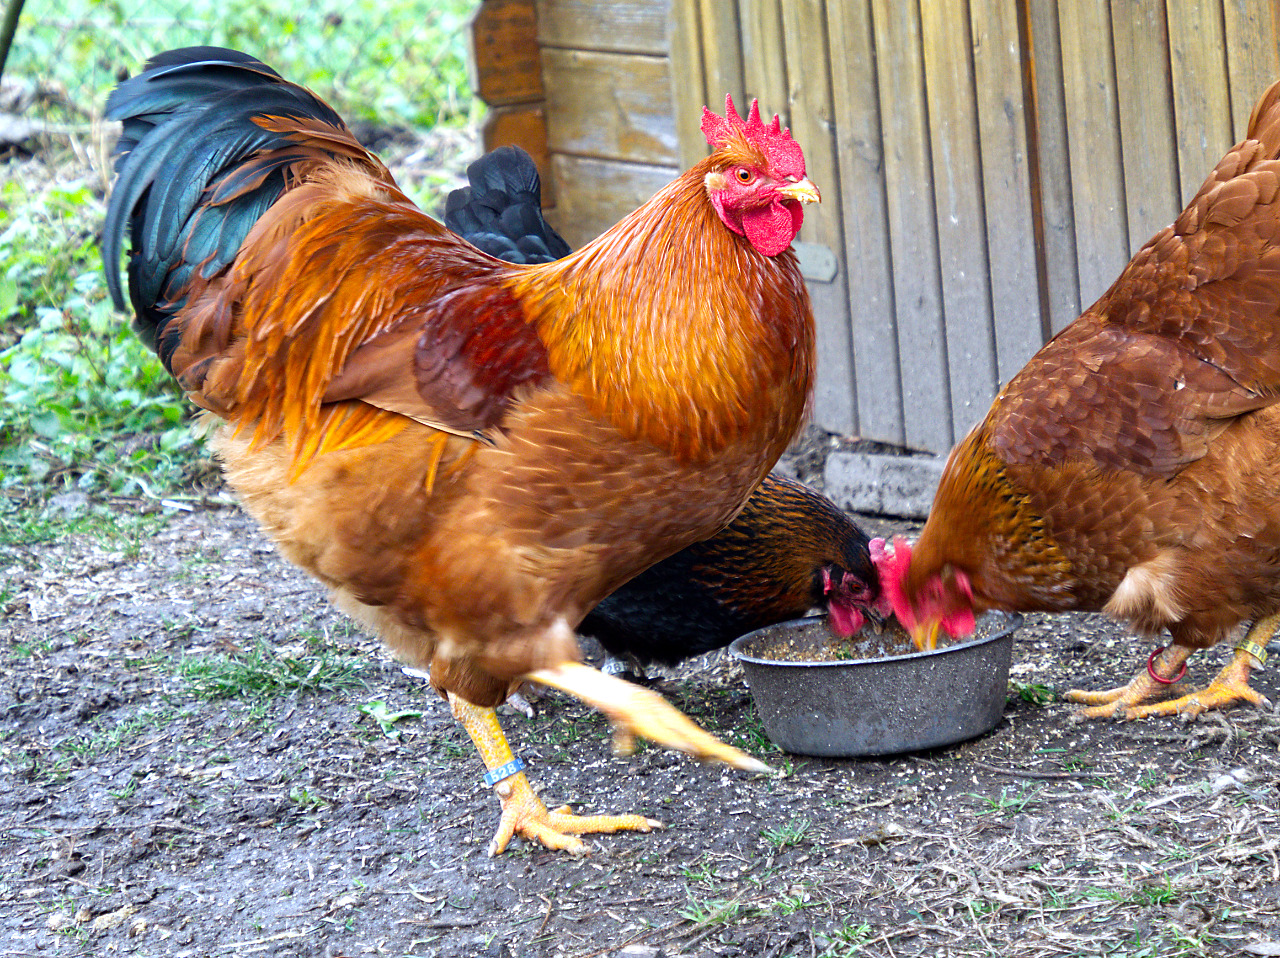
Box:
[4,0,480,132]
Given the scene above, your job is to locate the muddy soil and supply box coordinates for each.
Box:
[2,486,1279,958]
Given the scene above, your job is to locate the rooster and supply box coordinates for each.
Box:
[445,147,883,675]
[878,80,1280,721]
[103,48,819,855]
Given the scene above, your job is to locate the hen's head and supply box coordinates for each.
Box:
[820,537,889,638]
[873,537,977,650]
[700,95,820,256]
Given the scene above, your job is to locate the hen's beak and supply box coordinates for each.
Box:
[779,177,821,204]
[910,620,941,652]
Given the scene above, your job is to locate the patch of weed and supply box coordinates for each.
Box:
[761,817,810,850]
[170,640,368,701]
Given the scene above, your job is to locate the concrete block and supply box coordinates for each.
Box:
[824,451,944,519]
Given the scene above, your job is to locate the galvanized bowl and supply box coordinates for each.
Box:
[728,612,1022,757]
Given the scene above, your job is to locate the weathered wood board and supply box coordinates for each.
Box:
[474,0,1280,475]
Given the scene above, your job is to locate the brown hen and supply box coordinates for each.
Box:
[879,80,1280,721]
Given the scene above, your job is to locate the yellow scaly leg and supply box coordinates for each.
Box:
[1065,643,1194,719]
[448,693,660,857]
[1125,614,1275,720]
[526,661,772,771]
[1067,614,1276,720]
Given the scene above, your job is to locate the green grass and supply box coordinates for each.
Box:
[1,177,209,499]
[1009,680,1056,706]
[678,894,746,927]
[760,817,810,850]
[12,0,481,131]
[169,635,369,701]
[817,921,874,957]
[0,494,169,549]
[2,2,481,506]
[57,706,186,760]
[968,784,1043,816]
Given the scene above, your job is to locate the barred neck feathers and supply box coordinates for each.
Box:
[916,426,1073,610]
[510,161,816,464]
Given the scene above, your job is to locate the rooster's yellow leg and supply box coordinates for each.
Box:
[1065,644,1193,719]
[527,661,772,772]
[448,693,660,857]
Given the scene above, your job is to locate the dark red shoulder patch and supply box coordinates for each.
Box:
[413,283,552,432]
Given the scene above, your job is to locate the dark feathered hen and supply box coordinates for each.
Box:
[104,48,819,855]
[581,473,880,666]
[444,146,571,264]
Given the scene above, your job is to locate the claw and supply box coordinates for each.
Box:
[527,661,773,773]
[449,692,664,855]
[487,775,661,857]
[1065,643,1190,718]
[1066,643,1268,720]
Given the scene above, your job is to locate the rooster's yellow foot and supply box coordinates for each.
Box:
[487,772,660,856]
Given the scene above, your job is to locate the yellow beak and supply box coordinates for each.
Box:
[910,620,942,652]
[778,177,821,204]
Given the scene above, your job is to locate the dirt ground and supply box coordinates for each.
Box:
[3,465,1279,958]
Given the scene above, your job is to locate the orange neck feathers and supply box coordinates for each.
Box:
[511,159,816,464]
[899,425,1074,625]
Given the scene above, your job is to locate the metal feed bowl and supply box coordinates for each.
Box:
[728,612,1022,757]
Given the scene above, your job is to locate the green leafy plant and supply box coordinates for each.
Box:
[357,700,424,739]
[1009,680,1056,706]
[11,0,482,131]
[761,817,811,850]
[1,179,207,497]
[679,894,745,927]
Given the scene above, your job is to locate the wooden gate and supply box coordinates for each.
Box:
[672,0,1279,455]
[473,0,1280,458]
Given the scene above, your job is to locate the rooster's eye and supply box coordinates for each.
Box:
[735,168,753,183]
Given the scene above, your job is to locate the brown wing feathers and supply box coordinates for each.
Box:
[104,48,549,470]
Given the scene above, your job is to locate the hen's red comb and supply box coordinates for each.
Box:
[700,94,806,177]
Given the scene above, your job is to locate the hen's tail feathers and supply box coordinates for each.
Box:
[1247,78,1280,158]
[444,146,571,265]
[102,47,388,373]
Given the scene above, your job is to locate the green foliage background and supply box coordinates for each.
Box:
[0,0,480,519]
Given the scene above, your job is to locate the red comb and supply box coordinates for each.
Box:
[874,537,916,628]
[700,94,806,177]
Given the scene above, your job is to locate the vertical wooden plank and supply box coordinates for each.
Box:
[970,0,1044,385]
[470,0,544,106]
[920,0,996,441]
[698,0,746,125]
[1025,0,1080,332]
[870,0,952,453]
[782,0,856,435]
[669,0,709,167]
[1057,0,1129,308]
[828,0,903,445]
[1166,0,1232,203]
[738,0,789,122]
[1222,0,1280,138]
[1109,0,1180,250]
[541,49,680,164]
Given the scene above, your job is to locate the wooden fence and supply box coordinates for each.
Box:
[474,0,1280,458]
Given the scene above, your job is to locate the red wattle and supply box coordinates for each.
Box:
[742,200,803,257]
